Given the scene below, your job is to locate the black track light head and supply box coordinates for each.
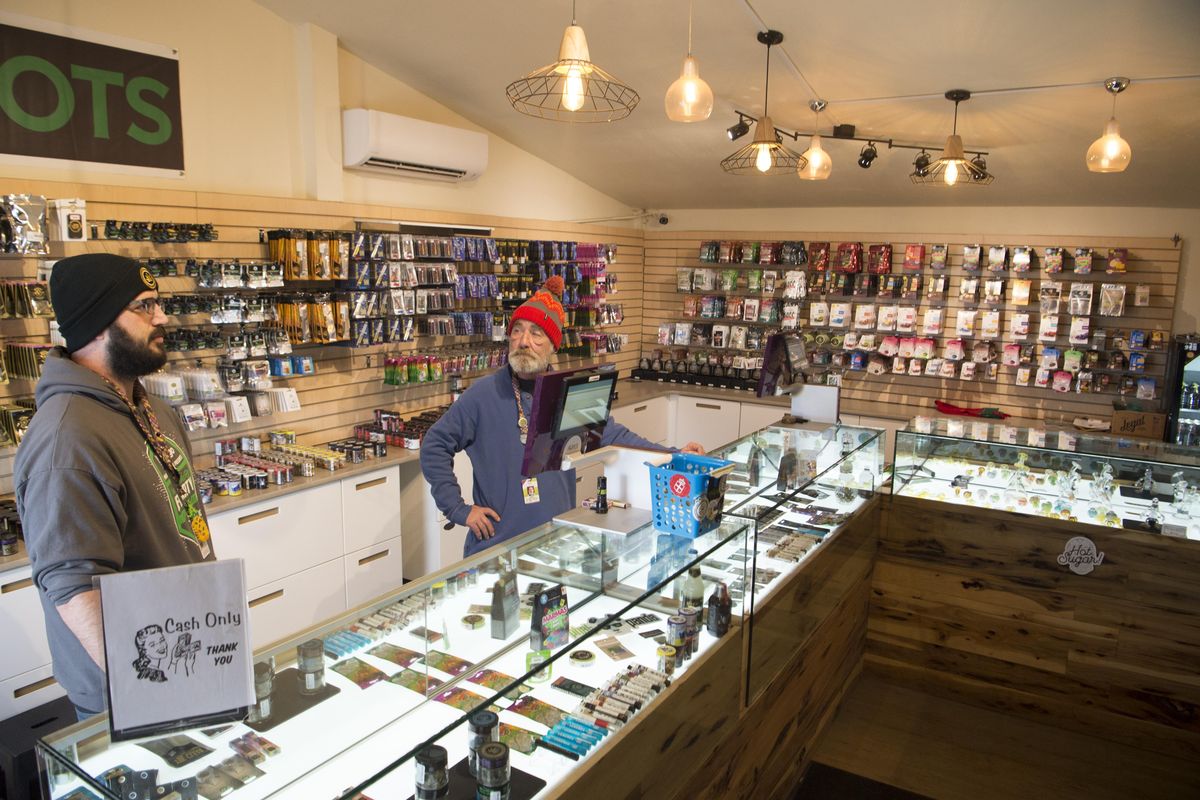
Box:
[727,119,750,141]
[913,150,932,177]
[857,142,878,169]
[970,154,989,181]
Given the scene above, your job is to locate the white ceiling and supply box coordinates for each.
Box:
[256,0,1200,210]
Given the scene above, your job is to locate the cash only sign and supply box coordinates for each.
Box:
[0,13,184,172]
[99,560,254,741]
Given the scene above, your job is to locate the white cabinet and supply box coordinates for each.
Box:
[0,566,51,679]
[0,663,64,719]
[344,536,405,610]
[0,566,64,718]
[246,558,346,650]
[342,465,402,554]
[208,482,342,590]
[673,396,742,452]
[739,403,786,438]
[611,395,673,446]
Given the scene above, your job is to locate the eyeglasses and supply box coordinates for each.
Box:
[126,298,163,316]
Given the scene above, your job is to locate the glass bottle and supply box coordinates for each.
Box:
[681,566,705,614]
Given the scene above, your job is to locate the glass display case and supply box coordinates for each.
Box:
[714,423,884,596]
[895,418,1200,539]
[38,514,753,800]
[710,423,884,701]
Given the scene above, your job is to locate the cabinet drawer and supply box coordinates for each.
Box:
[740,403,786,438]
[0,566,52,680]
[611,396,671,445]
[247,558,346,650]
[0,664,65,720]
[342,466,401,553]
[208,482,342,589]
[344,536,404,610]
[675,396,742,452]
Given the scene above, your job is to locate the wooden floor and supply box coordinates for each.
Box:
[810,671,1200,800]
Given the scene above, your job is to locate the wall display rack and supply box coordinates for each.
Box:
[644,230,1182,427]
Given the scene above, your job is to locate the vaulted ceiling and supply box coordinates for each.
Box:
[256,0,1200,210]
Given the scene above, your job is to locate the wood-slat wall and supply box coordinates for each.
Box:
[644,229,1181,427]
[0,177,644,484]
[870,496,1200,764]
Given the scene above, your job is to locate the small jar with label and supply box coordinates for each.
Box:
[475,741,510,800]
[415,744,449,800]
[246,661,274,723]
[467,710,500,776]
[296,639,325,696]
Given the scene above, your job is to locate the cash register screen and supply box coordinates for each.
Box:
[553,374,618,438]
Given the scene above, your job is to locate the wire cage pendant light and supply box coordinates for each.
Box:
[506,1,639,122]
[911,90,994,186]
[721,30,806,175]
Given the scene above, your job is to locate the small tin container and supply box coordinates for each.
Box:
[680,606,701,656]
[656,645,677,676]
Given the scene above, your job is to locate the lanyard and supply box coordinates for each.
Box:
[101,377,186,489]
[510,372,529,444]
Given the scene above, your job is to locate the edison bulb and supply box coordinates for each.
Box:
[755,144,773,173]
[665,56,713,122]
[944,160,959,186]
[562,66,586,111]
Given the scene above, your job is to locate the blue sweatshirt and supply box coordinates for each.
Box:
[421,366,666,557]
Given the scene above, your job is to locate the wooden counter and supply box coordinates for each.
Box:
[871,494,1200,763]
[545,497,881,800]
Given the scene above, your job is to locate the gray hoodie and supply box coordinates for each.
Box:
[14,349,214,713]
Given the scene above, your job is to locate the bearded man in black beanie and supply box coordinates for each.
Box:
[14,253,215,720]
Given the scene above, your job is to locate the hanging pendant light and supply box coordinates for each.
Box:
[798,100,832,180]
[721,31,806,175]
[910,90,993,186]
[665,0,713,122]
[505,1,639,122]
[1086,77,1132,173]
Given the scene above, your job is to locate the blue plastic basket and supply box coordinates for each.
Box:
[649,453,735,537]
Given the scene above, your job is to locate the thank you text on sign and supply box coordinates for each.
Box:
[100,560,253,740]
[0,20,183,170]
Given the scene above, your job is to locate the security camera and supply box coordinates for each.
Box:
[658,215,669,226]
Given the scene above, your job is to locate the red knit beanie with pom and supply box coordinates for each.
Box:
[509,275,567,349]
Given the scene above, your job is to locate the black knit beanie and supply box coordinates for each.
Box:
[50,253,159,352]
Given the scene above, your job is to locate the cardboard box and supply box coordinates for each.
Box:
[1111,409,1167,440]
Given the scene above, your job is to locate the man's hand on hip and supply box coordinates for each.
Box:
[466,505,501,540]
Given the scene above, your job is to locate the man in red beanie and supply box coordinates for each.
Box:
[422,276,703,556]
[15,253,214,719]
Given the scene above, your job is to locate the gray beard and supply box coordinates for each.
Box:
[509,350,549,375]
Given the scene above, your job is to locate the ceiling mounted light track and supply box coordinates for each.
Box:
[505,0,639,122]
[721,31,806,175]
[910,90,994,186]
[1086,77,1132,173]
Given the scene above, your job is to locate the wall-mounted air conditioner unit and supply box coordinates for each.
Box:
[342,108,488,182]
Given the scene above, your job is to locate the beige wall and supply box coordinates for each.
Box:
[0,0,635,222]
[659,206,1200,331]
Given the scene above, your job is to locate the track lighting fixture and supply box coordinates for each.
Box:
[912,150,931,177]
[727,118,751,141]
[857,142,878,169]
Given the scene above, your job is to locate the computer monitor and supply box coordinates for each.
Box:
[521,366,618,477]
[756,332,809,397]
